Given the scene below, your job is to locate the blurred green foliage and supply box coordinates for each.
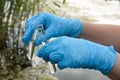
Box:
[0,0,46,49]
[0,0,66,49]
[0,0,65,80]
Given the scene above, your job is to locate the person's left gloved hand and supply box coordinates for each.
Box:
[36,36,116,75]
[22,12,82,45]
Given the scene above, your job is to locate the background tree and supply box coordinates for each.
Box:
[0,0,65,80]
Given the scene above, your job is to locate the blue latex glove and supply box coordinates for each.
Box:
[36,36,116,75]
[22,12,82,45]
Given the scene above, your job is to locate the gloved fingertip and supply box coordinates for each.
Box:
[50,60,56,64]
[43,57,49,62]
[42,56,49,62]
[45,59,49,62]
[22,36,29,45]
[36,49,43,57]
[36,45,46,57]
[58,59,70,70]
[49,53,63,64]
[44,28,55,41]
[58,62,64,70]
[35,33,47,46]
[35,39,41,46]
[22,29,34,45]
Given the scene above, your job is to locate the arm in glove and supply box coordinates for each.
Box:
[22,12,82,45]
[36,36,116,75]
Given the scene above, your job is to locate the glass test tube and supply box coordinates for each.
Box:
[28,25,38,60]
[37,24,57,74]
[28,24,57,74]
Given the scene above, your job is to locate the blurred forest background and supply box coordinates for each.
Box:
[0,0,120,80]
[0,0,65,80]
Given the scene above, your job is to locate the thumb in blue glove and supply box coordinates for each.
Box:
[36,36,116,75]
[22,12,82,45]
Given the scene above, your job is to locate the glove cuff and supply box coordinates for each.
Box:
[96,46,116,75]
[70,19,83,37]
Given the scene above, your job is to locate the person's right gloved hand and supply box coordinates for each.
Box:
[22,12,82,45]
[36,36,116,75]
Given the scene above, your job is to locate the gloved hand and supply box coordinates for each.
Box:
[36,36,116,75]
[22,12,82,45]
